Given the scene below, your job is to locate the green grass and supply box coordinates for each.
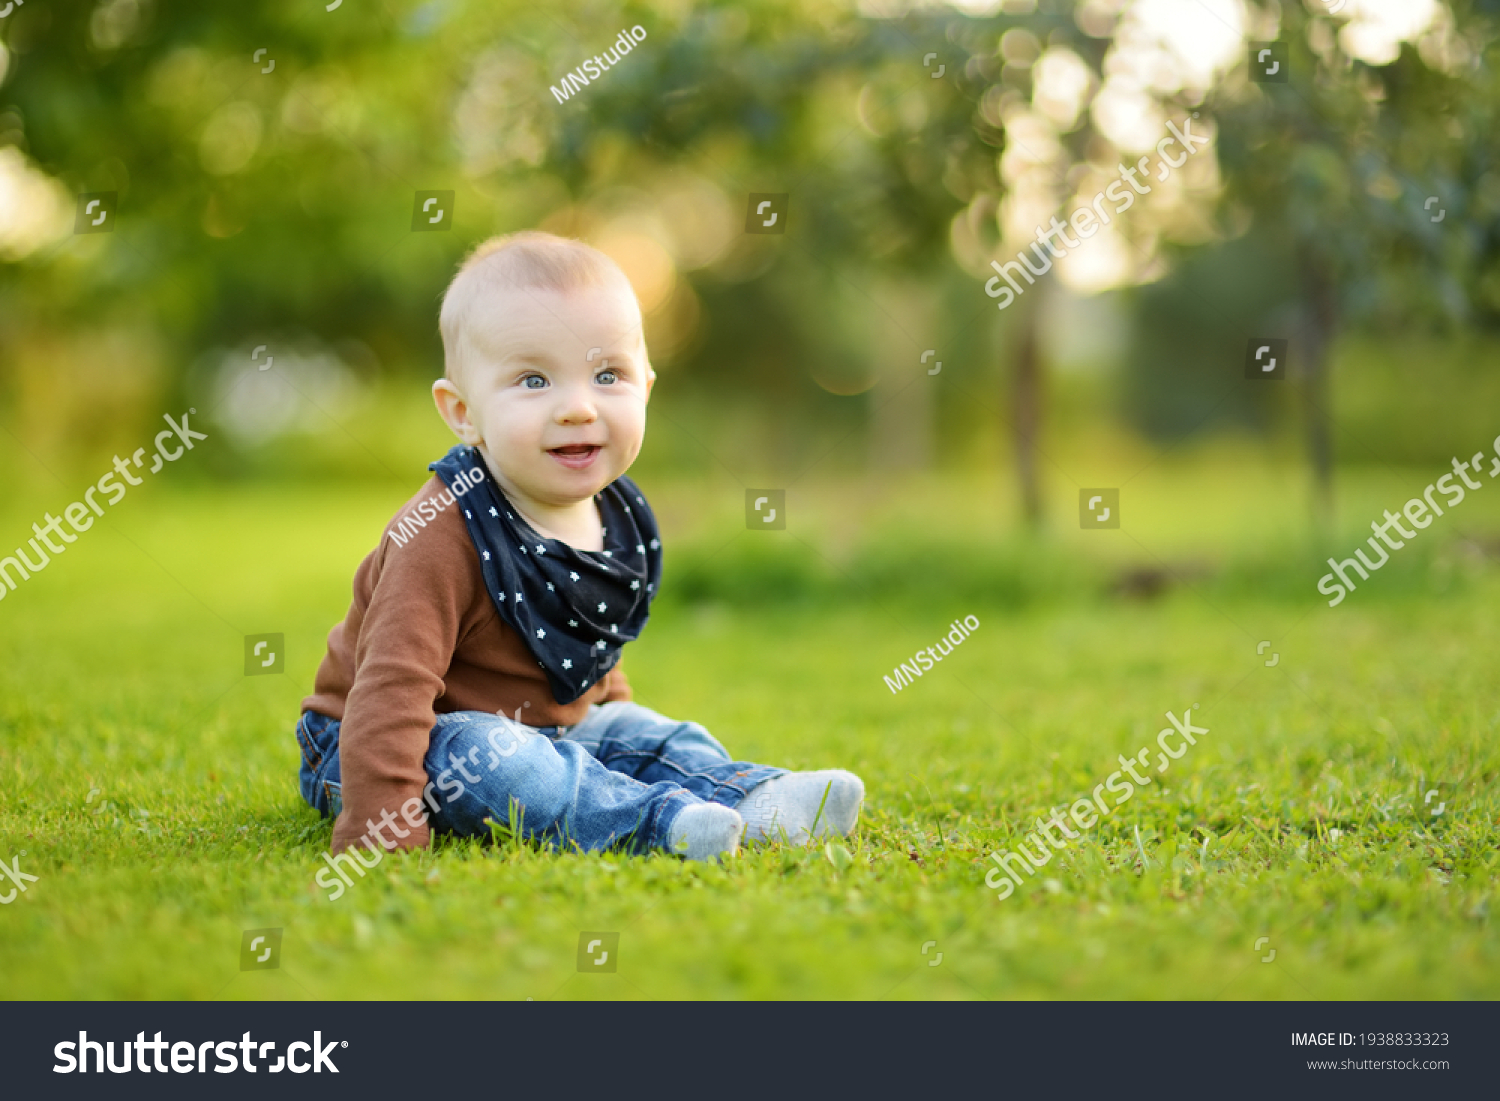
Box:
[0,464,1497,1000]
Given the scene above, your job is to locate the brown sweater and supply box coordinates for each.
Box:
[304,474,632,854]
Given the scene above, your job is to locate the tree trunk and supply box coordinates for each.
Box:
[1012,284,1045,527]
[868,276,934,473]
[1300,252,1339,527]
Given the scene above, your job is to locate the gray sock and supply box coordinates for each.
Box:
[667,802,743,862]
[740,770,865,846]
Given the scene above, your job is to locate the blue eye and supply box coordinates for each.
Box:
[596,369,618,385]
[522,374,547,389]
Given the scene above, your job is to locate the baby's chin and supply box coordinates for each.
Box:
[491,452,625,506]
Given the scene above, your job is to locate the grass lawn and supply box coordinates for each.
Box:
[0,466,1497,1000]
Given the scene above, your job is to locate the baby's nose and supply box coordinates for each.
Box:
[557,395,598,422]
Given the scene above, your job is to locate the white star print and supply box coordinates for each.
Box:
[624,504,631,513]
[514,593,523,602]
[490,508,498,517]
[650,538,660,550]
[520,546,527,554]
[562,659,573,670]
[611,624,618,633]
[636,544,644,554]
[536,544,545,554]
[546,582,555,591]
[597,602,607,612]
[465,510,472,518]
[568,619,578,627]
[602,551,613,558]
[596,640,607,649]
[569,571,580,582]
[482,550,491,561]
[536,628,546,639]
[630,580,640,590]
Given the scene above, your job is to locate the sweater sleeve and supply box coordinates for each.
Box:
[329,522,473,856]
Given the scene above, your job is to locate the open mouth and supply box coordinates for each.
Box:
[548,444,601,469]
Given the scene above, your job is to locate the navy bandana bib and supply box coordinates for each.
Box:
[429,445,662,705]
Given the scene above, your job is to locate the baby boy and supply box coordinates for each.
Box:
[297,231,864,864]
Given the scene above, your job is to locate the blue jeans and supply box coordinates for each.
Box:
[296,702,784,855]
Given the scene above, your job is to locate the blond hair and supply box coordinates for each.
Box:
[438,231,634,382]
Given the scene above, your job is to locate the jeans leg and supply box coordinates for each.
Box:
[295,711,344,818]
[422,711,701,855]
[560,702,785,810]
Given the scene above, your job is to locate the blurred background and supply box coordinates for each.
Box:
[2,0,1499,600]
[4,0,1500,1004]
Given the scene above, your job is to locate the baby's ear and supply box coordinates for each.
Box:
[432,377,480,444]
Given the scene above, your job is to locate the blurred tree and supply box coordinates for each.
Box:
[2,0,1496,520]
[1207,0,1500,520]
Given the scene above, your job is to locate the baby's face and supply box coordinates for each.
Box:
[435,280,654,511]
